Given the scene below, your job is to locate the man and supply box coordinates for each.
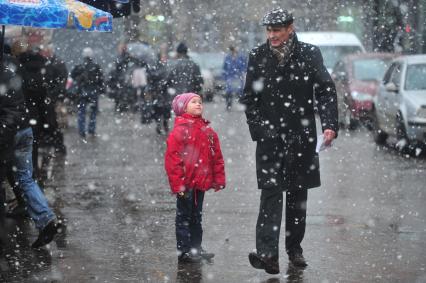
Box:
[16,44,50,179]
[223,45,246,110]
[241,8,338,273]
[1,54,25,243]
[43,45,68,154]
[1,53,62,249]
[71,47,104,138]
[166,42,203,97]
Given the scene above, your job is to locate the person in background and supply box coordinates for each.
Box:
[150,47,171,134]
[166,43,203,97]
[71,47,104,138]
[223,45,246,110]
[1,53,25,246]
[1,53,62,249]
[14,39,50,180]
[42,45,68,154]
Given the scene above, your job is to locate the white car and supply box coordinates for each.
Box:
[297,31,366,73]
[373,55,426,150]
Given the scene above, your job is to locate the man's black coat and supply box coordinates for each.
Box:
[241,35,338,190]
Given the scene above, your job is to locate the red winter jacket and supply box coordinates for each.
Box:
[165,113,226,194]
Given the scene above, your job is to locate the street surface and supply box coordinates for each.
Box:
[1,97,425,283]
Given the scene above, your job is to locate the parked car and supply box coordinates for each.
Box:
[332,53,395,129]
[372,55,426,151]
[297,31,366,73]
[190,51,226,101]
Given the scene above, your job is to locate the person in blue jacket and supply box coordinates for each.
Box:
[222,46,246,110]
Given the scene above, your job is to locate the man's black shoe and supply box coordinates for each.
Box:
[31,221,62,249]
[178,252,202,263]
[248,252,280,274]
[198,248,215,259]
[289,253,307,268]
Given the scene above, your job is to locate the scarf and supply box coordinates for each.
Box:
[270,32,295,66]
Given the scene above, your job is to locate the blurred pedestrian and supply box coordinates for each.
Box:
[165,92,226,263]
[1,54,61,249]
[15,40,51,180]
[42,45,68,154]
[150,51,171,134]
[1,54,26,243]
[241,8,338,273]
[71,47,104,138]
[166,43,203,97]
[108,43,131,112]
[223,45,246,110]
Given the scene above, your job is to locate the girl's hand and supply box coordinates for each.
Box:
[177,192,185,198]
[214,185,225,192]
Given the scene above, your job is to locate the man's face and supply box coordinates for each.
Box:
[266,25,294,47]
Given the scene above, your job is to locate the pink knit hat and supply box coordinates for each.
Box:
[172,93,201,116]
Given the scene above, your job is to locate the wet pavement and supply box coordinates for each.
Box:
[1,97,426,282]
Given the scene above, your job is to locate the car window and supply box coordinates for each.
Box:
[405,63,426,90]
[318,46,363,70]
[389,63,402,87]
[352,58,393,81]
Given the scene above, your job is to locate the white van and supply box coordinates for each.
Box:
[297,32,366,73]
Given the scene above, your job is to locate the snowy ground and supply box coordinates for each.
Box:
[1,97,425,283]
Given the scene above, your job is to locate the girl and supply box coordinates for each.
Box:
[165,92,225,263]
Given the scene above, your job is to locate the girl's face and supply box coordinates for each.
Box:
[185,96,203,116]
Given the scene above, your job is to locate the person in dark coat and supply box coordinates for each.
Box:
[71,47,104,138]
[166,42,203,97]
[0,54,62,249]
[241,8,338,273]
[0,54,26,228]
[43,47,68,154]
[150,57,171,134]
[16,46,50,179]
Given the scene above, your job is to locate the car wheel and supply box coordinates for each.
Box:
[372,112,388,145]
[395,112,410,152]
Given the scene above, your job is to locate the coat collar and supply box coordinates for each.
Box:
[175,113,210,126]
[264,33,301,68]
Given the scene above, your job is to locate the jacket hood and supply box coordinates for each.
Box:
[174,113,210,126]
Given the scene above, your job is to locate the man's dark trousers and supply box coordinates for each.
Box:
[256,186,307,259]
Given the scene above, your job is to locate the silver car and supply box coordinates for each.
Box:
[373,55,426,149]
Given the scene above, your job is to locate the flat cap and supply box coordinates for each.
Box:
[262,8,294,26]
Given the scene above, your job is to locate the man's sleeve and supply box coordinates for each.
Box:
[240,52,275,141]
[311,47,339,137]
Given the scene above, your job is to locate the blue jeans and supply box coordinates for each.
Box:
[78,95,98,137]
[12,127,55,230]
[176,190,205,254]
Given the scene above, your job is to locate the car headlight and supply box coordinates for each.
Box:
[351,91,372,102]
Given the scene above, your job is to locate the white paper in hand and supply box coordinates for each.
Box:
[316,134,331,153]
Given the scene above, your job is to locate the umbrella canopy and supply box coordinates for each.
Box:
[0,0,113,32]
